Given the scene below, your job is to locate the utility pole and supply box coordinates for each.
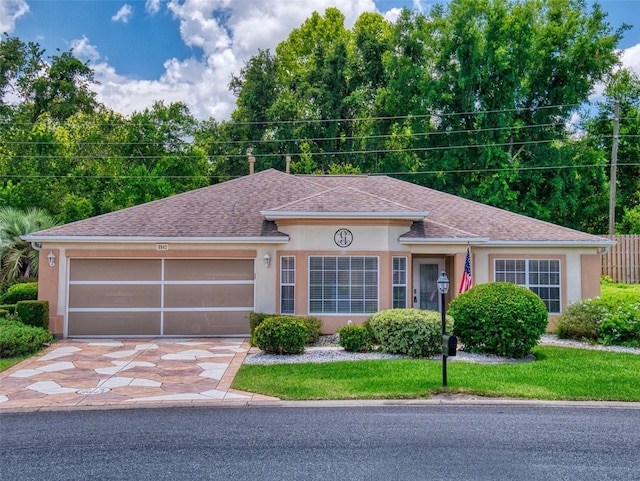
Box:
[608,101,620,235]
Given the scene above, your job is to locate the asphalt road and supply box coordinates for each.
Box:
[1,405,639,480]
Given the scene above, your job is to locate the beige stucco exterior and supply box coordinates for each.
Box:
[27,169,613,338]
[35,219,606,337]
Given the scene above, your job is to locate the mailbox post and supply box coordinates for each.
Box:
[436,271,455,387]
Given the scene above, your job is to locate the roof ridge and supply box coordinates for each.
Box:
[380,175,608,240]
[337,184,420,212]
[265,182,422,213]
[266,185,340,211]
[421,218,479,238]
[285,174,420,212]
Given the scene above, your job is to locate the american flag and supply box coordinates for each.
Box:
[458,247,473,294]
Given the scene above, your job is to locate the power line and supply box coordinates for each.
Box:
[2,163,638,180]
[0,103,581,128]
[0,121,568,146]
[3,135,634,161]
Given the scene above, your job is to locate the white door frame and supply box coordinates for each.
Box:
[412,258,445,311]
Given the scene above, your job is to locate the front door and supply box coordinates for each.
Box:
[412,259,444,311]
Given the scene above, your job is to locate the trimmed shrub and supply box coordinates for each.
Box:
[554,299,606,342]
[599,302,640,347]
[16,300,49,329]
[0,309,8,318]
[253,316,307,354]
[0,304,17,315]
[299,316,322,344]
[249,312,273,345]
[449,282,548,358]
[0,277,37,297]
[366,308,452,358]
[250,313,322,345]
[0,319,53,358]
[337,324,372,352]
[0,282,38,304]
[597,282,640,347]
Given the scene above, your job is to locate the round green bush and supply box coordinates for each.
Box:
[253,316,307,354]
[449,282,548,358]
[249,313,322,345]
[299,316,322,344]
[337,324,372,352]
[366,308,453,358]
[554,299,606,342]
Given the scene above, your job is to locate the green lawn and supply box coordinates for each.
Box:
[232,346,640,402]
[0,354,32,372]
[601,281,640,297]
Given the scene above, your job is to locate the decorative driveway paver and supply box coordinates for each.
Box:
[0,338,277,410]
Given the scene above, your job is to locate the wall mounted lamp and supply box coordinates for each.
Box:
[47,251,56,267]
[263,253,271,268]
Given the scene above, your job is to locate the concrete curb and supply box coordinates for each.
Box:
[3,397,640,414]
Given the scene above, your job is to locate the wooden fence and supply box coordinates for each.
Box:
[601,235,640,284]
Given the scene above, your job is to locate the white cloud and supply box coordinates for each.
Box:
[622,43,640,76]
[70,35,100,62]
[112,4,133,23]
[0,0,29,33]
[145,0,162,15]
[383,7,403,22]
[85,0,409,120]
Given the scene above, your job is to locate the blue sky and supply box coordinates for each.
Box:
[2,0,639,120]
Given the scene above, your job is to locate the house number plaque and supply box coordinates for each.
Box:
[334,228,353,248]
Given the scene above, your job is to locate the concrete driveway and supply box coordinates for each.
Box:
[0,338,276,411]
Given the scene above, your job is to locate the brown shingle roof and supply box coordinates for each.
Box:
[27,168,609,244]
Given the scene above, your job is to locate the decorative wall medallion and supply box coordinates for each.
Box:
[334,228,353,248]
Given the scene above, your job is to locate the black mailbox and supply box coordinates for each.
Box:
[442,334,457,357]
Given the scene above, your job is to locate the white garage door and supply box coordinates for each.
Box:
[67,258,254,337]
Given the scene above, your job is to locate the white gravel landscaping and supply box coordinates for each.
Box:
[243,334,640,365]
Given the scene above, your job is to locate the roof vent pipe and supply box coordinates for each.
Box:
[248,156,255,175]
[285,155,291,174]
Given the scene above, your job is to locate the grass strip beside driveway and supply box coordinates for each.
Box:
[232,346,640,402]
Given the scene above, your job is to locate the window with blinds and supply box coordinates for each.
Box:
[280,256,295,314]
[309,256,378,314]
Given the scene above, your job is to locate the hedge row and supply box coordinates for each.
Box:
[0,319,53,358]
[555,292,640,347]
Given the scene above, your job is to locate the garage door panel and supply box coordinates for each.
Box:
[164,284,254,308]
[70,259,161,281]
[164,259,254,281]
[68,258,254,337]
[69,284,161,309]
[164,311,250,335]
[68,312,161,336]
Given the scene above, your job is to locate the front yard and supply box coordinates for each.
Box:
[232,345,640,402]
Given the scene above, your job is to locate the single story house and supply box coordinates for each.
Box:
[24,167,614,338]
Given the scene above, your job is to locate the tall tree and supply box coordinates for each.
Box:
[414,0,627,228]
[583,68,640,233]
[0,35,99,124]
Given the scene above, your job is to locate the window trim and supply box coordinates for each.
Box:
[392,256,408,309]
[493,257,562,314]
[280,255,295,315]
[308,255,379,315]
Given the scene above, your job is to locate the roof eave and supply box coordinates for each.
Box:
[482,240,617,248]
[22,235,291,244]
[399,238,616,248]
[261,211,428,221]
[399,237,488,245]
